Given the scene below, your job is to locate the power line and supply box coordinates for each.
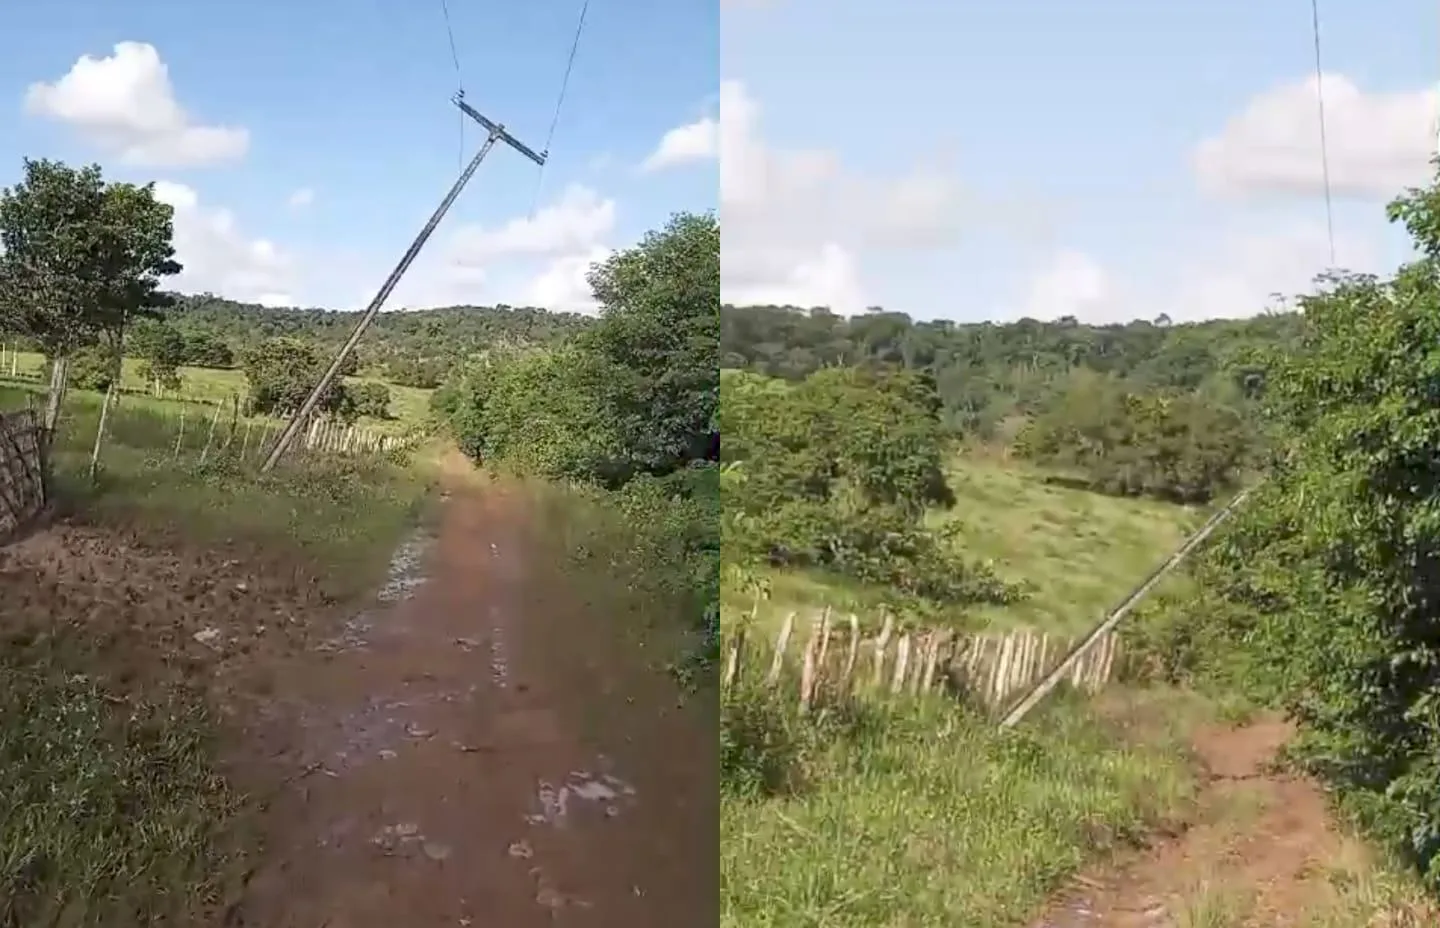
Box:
[438,0,465,171]
[1309,0,1336,267]
[531,0,591,215]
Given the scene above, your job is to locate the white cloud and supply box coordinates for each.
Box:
[1015,222,1384,326]
[720,79,972,312]
[446,184,615,267]
[152,181,297,304]
[722,242,866,313]
[642,115,719,171]
[522,246,612,315]
[287,187,315,209]
[24,42,248,168]
[1021,249,1111,320]
[1195,74,1437,199]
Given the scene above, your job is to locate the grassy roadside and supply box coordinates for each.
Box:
[722,686,1207,928]
[0,386,433,925]
[0,349,434,435]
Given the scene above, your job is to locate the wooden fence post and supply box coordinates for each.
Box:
[173,408,186,459]
[199,400,223,464]
[86,382,117,481]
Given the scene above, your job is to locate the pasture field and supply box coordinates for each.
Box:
[723,456,1204,638]
[0,348,434,434]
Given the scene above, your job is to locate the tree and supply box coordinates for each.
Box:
[66,344,121,393]
[130,318,187,392]
[348,381,392,419]
[1174,164,1440,889]
[581,211,720,473]
[241,338,352,420]
[0,158,181,428]
[182,331,233,369]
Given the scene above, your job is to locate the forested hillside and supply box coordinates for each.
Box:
[722,304,1303,438]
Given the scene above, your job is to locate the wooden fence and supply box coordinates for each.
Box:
[298,415,414,456]
[0,409,47,541]
[723,609,1121,713]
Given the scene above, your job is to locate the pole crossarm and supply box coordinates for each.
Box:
[452,93,547,167]
[258,93,548,473]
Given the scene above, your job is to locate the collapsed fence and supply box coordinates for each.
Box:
[723,608,1122,714]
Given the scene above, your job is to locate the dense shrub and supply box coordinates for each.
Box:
[1143,169,1440,890]
[436,212,720,660]
[721,366,1022,613]
[241,337,353,420]
[348,381,391,419]
[1013,368,1252,503]
[64,344,121,393]
[385,355,448,389]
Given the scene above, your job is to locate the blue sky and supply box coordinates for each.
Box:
[722,0,1439,322]
[1,0,718,312]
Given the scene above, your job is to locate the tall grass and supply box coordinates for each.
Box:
[721,673,1204,928]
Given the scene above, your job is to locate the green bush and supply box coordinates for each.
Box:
[1013,368,1252,503]
[721,366,1021,613]
[434,212,720,665]
[1151,168,1440,890]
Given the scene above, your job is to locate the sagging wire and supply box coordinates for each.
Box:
[530,0,592,217]
[1309,0,1337,267]
[439,0,465,171]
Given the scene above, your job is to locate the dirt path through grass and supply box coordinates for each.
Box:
[1034,715,1433,928]
[234,477,715,926]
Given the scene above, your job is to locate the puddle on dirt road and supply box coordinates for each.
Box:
[488,605,510,690]
[526,764,639,828]
[315,528,434,654]
[291,686,477,774]
[377,530,434,604]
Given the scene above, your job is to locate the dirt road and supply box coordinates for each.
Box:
[1033,716,1433,928]
[233,479,716,926]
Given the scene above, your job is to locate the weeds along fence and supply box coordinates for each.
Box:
[0,381,419,482]
[723,609,1121,714]
[0,408,46,539]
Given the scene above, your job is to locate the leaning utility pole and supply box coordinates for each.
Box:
[260,94,548,472]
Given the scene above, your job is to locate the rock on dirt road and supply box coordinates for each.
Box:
[232,480,717,927]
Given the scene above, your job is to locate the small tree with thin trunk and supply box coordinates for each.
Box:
[0,158,181,433]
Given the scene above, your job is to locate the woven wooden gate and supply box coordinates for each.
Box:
[0,409,47,541]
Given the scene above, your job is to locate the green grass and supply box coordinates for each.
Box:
[725,456,1206,637]
[0,380,433,924]
[934,459,1206,634]
[0,349,434,435]
[721,685,1208,928]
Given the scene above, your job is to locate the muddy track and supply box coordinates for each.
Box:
[231,479,716,926]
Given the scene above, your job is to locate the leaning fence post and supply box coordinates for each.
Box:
[199,400,223,464]
[86,382,117,481]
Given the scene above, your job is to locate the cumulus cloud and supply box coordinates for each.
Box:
[1021,249,1112,320]
[522,246,612,314]
[642,114,719,171]
[382,185,620,314]
[24,42,248,168]
[1016,222,1383,326]
[152,181,297,305]
[287,187,315,209]
[1195,74,1437,199]
[446,184,615,267]
[720,79,974,312]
